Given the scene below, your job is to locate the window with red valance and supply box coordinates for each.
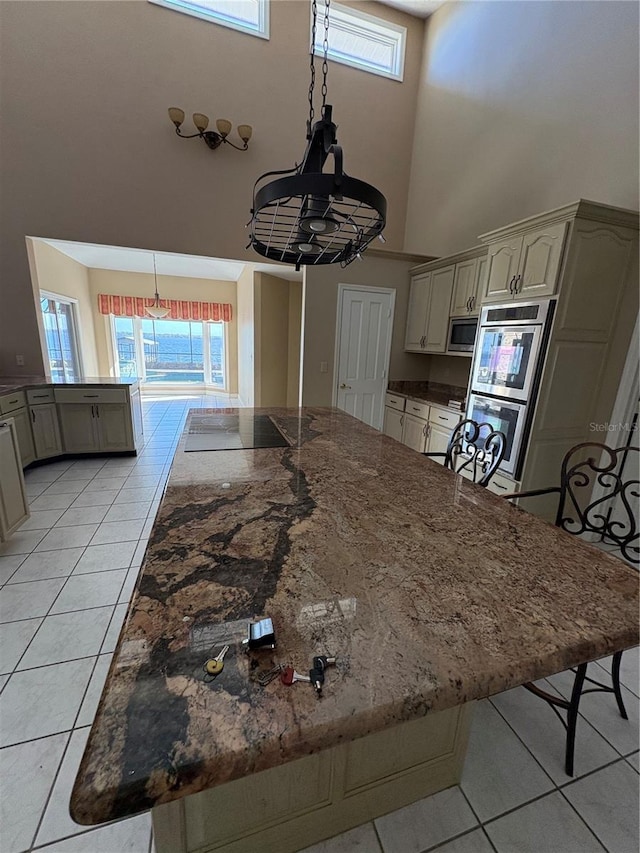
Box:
[97,294,232,322]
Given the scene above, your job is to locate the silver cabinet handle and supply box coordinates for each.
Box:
[96,405,100,417]
[339,383,352,389]
[422,424,427,436]
[400,414,404,425]
[411,406,421,413]
[494,482,507,490]
[8,398,19,405]
[31,409,35,423]
[438,415,448,421]
[32,394,48,399]
[508,276,515,294]
[83,394,99,398]
[470,295,475,310]
[515,274,522,293]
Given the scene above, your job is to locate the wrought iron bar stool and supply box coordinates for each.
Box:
[502,440,639,775]
[424,418,507,488]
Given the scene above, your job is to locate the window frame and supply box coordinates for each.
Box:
[40,291,85,383]
[148,0,269,40]
[110,315,229,392]
[311,1,406,82]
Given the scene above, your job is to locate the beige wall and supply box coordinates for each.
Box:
[424,354,471,390]
[29,240,100,377]
[255,273,291,407]
[236,266,256,406]
[404,1,640,256]
[0,0,424,375]
[87,268,238,392]
[287,281,303,407]
[301,255,434,407]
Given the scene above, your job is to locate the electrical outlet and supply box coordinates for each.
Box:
[320,361,328,373]
[15,354,24,366]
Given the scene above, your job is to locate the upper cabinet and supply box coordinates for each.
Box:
[406,246,488,353]
[404,265,454,353]
[450,252,488,317]
[480,220,568,304]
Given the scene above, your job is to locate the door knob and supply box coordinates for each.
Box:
[339,383,352,389]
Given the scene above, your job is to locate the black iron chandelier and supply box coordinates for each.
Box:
[247,0,387,270]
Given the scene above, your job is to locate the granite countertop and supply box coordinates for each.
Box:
[0,376,139,394]
[71,408,638,825]
[387,381,466,411]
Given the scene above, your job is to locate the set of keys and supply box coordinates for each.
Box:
[279,655,337,697]
[202,645,229,683]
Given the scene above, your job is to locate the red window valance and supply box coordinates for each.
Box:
[97,294,232,322]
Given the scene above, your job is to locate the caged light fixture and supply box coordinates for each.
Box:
[247,0,387,270]
[145,254,170,319]
[168,108,252,151]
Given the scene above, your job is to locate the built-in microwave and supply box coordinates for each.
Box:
[447,317,478,354]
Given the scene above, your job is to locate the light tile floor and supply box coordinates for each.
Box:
[1,395,638,853]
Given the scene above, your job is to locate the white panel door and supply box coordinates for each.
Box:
[336,287,394,430]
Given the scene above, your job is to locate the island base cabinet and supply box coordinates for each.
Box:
[152,703,473,853]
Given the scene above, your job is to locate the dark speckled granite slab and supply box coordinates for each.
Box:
[71,407,638,825]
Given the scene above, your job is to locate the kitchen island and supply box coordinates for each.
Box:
[71,408,638,852]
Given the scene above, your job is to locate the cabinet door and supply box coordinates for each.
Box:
[482,237,523,302]
[11,407,36,467]
[470,255,487,316]
[31,404,63,460]
[424,265,455,353]
[383,407,404,442]
[404,273,430,351]
[59,404,100,453]
[516,222,567,300]
[97,404,134,451]
[425,422,452,462]
[401,414,428,453]
[0,422,30,540]
[450,259,477,317]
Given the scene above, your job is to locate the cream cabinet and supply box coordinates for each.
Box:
[402,413,429,452]
[404,266,455,353]
[59,402,134,454]
[481,222,567,303]
[0,392,35,467]
[450,253,487,317]
[30,403,63,460]
[383,407,404,442]
[55,385,139,455]
[404,274,431,350]
[0,420,30,541]
[425,422,451,457]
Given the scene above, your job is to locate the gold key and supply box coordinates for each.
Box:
[203,645,229,680]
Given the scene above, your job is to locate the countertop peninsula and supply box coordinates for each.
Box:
[0,376,139,394]
[71,407,638,825]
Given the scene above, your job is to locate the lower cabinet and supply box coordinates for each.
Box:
[486,472,520,497]
[31,403,63,460]
[0,420,30,541]
[426,422,451,456]
[12,407,36,467]
[383,407,404,442]
[402,413,429,453]
[59,403,134,454]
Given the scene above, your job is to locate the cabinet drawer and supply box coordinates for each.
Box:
[0,391,26,415]
[55,387,128,405]
[385,393,406,412]
[405,399,430,420]
[429,407,461,431]
[487,473,520,497]
[26,387,55,405]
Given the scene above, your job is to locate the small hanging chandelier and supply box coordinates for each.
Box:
[145,254,170,319]
[248,0,386,270]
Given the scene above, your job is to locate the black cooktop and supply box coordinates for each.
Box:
[184,414,290,452]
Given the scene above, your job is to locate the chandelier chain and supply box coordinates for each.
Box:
[308,0,317,129]
[321,0,330,108]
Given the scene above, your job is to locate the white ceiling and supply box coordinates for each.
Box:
[39,239,302,282]
[377,0,445,18]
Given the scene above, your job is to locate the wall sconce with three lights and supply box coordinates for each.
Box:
[168,108,252,151]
